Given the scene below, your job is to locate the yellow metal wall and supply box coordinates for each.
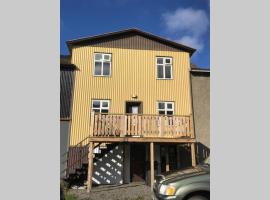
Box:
[69,46,192,145]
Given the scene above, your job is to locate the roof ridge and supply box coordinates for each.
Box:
[66,28,196,56]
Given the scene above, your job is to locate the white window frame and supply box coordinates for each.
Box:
[91,99,110,113]
[157,101,174,115]
[156,57,173,79]
[93,53,112,76]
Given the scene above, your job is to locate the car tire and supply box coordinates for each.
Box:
[187,195,209,200]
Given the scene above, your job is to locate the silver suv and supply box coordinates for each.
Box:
[152,157,210,200]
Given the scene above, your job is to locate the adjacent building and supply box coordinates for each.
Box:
[60,55,76,178]
[190,64,210,164]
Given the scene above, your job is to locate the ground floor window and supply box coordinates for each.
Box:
[92,99,110,113]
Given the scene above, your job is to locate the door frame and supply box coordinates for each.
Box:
[125,101,143,114]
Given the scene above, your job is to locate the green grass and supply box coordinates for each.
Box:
[64,193,77,200]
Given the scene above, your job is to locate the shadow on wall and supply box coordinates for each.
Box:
[93,144,124,185]
[196,142,210,164]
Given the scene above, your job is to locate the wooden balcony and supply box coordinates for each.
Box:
[89,112,195,143]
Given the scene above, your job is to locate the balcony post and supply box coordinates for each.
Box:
[87,112,95,192]
[150,142,154,191]
[191,143,196,167]
[87,141,94,192]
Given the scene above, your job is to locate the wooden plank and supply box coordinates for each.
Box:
[112,115,116,136]
[190,115,195,138]
[150,142,154,191]
[142,116,146,136]
[191,143,196,167]
[120,115,127,137]
[124,115,128,135]
[97,114,102,137]
[108,114,113,136]
[145,116,149,137]
[93,114,98,136]
[134,115,138,136]
[127,115,130,136]
[160,116,164,137]
[87,142,94,192]
[138,115,142,136]
[164,116,168,137]
[89,112,95,137]
[101,114,105,137]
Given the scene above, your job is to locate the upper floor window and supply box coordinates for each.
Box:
[157,101,174,115]
[92,100,110,113]
[94,53,112,76]
[156,57,173,79]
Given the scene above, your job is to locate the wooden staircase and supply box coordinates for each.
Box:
[61,137,114,185]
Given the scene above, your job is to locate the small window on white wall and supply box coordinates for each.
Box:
[156,57,173,79]
[92,100,110,113]
[94,53,112,76]
[157,102,174,115]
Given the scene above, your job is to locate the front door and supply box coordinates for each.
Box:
[126,102,142,114]
[130,144,146,182]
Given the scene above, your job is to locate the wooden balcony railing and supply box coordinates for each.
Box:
[90,112,194,138]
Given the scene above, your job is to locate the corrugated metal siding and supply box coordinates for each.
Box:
[60,66,75,119]
[69,37,192,145]
[76,34,181,52]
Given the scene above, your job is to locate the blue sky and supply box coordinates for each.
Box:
[61,0,210,68]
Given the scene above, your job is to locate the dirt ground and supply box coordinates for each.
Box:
[69,182,152,200]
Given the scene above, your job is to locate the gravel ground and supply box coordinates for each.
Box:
[69,182,152,200]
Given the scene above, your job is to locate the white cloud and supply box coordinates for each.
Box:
[162,7,209,36]
[162,7,209,51]
[176,36,204,51]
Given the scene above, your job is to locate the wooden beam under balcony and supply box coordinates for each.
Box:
[88,137,196,143]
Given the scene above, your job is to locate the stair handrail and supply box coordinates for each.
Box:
[61,136,90,157]
[61,137,101,176]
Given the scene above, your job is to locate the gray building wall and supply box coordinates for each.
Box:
[60,121,70,178]
[190,71,210,163]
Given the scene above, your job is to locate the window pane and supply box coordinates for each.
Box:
[102,101,108,107]
[157,58,163,64]
[158,102,165,109]
[159,110,165,115]
[103,62,110,76]
[93,109,100,113]
[165,65,171,78]
[158,110,165,115]
[94,62,102,75]
[93,101,100,108]
[167,103,172,109]
[103,54,111,61]
[167,111,173,115]
[101,109,108,113]
[165,58,171,64]
[95,54,102,61]
[157,65,164,78]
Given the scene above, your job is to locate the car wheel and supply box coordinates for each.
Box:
[187,195,209,200]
